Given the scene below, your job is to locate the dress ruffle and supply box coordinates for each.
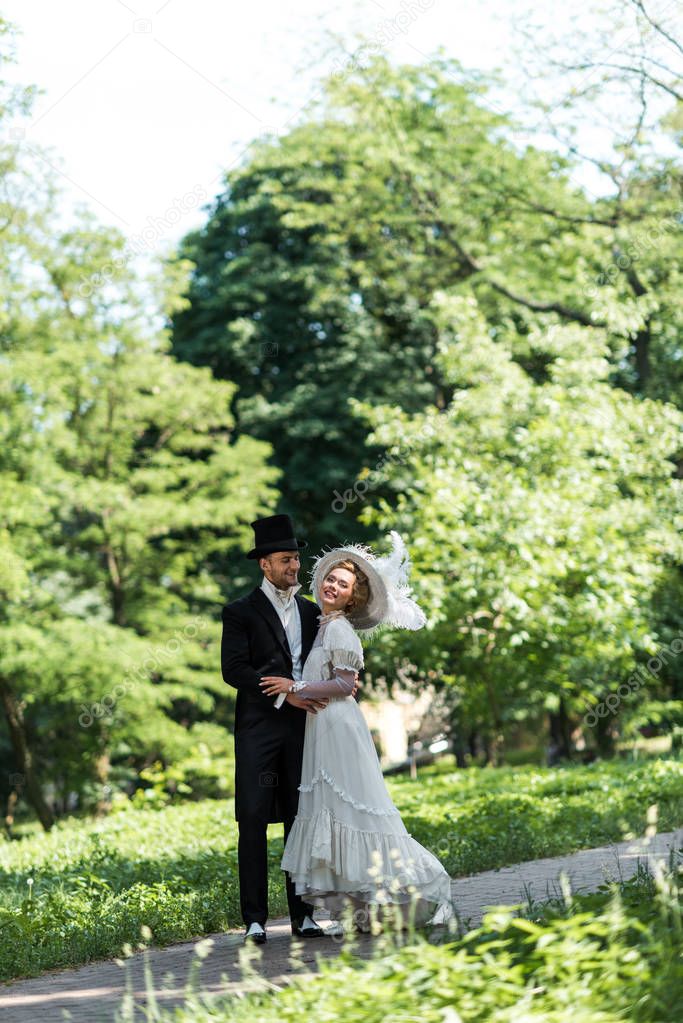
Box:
[281,807,453,909]
[326,646,364,671]
[298,767,402,816]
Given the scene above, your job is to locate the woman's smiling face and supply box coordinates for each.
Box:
[321,567,355,612]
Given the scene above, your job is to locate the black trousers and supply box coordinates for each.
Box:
[235,715,315,927]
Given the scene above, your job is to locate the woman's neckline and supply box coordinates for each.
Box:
[317,609,346,626]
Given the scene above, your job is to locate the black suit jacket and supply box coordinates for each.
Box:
[221,587,320,732]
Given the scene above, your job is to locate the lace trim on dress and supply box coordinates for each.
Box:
[298,767,401,816]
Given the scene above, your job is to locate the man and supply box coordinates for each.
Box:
[221,514,328,945]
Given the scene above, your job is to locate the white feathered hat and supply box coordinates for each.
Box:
[310,531,426,633]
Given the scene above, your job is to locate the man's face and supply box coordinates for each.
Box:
[260,551,300,590]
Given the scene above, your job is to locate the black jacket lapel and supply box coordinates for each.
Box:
[297,594,319,662]
[249,587,291,658]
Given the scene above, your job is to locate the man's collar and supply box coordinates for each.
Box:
[261,575,302,604]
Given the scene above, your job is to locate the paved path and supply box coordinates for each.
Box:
[0,828,680,1023]
[450,827,682,930]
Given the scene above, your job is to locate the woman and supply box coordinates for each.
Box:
[260,532,454,935]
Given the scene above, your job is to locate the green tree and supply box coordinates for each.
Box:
[360,294,682,761]
[0,38,278,821]
[171,55,600,553]
[510,0,683,403]
[170,46,682,762]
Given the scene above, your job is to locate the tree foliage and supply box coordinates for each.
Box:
[172,51,683,558]
[0,29,277,823]
[359,294,682,759]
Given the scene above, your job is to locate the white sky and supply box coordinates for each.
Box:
[0,0,534,252]
[1,0,667,257]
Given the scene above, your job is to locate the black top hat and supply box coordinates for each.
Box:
[246,514,308,560]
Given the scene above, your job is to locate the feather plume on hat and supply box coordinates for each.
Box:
[310,531,426,634]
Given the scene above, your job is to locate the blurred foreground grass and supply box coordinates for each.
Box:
[144,859,682,1023]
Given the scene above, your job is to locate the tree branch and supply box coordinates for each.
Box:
[563,60,683,102]
[630,0,683,60]
[505,196,621,227]
[421,189,602,326]
[397,164,604,326]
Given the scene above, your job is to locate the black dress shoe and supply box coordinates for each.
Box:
[244,923,267,945]
[291,917,324,938]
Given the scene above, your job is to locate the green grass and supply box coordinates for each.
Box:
[1,756,682,982]
[0,803,280,981]
[388,756,683,876]
[144,860,683,1023]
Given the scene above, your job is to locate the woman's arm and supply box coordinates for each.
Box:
[260,667,356,700]
[292,667,356,699]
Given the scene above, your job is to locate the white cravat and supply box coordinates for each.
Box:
[260,576,303,708]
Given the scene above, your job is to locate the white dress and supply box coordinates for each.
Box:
[280,614,452,922]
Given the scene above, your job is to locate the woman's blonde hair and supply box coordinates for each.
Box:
[326,559,370,615]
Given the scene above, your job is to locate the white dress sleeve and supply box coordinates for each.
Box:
[321,616,364,671]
